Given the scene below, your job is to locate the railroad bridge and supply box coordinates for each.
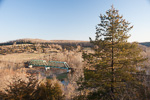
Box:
[25,60,72,72]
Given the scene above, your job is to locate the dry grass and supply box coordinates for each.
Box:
[0,53,47,70]
[0,68,27,91]
[1,43,150,99]
[7,38,89,44]
[0,49,84,99]
[0,53,46,63]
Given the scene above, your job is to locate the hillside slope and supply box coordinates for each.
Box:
[0,38,92,47]
[140,42,150,47]
[1,38,150,48]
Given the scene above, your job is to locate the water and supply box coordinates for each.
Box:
[46,72,74,86]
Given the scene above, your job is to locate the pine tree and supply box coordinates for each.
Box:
[1,76,38,100]
[0,76,64,100]
[34,79,64,100]
[77,5,147,100]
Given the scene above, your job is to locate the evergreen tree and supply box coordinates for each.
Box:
[34,79,64,100]
[77,5,147,100]
[0,76,64,100]
[1,76,38,100]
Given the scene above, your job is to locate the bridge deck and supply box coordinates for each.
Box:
[28,60,70,70]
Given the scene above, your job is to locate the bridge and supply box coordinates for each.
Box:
[27,60,72,72]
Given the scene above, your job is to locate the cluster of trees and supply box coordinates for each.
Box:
[0,76,64,100]
[0,43,63,55]
[0,39,92,48]
[0,43,83,55]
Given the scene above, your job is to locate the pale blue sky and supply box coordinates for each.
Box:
[0,0,150,42]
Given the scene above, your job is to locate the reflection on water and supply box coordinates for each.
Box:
[61,80,69,85]
[47,72,70,85]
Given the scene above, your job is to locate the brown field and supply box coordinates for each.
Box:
[1,39,150,99]
[0,45,84,99]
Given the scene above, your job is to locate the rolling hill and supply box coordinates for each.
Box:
[1,38,150,48]
[0,38,92,47]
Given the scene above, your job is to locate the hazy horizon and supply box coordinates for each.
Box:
[0,38,90,43]
[1,38,150,44]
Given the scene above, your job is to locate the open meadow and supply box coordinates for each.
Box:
[0,41,150,99]
[0,42,86,99]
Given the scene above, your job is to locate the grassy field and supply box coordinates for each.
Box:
[0,49,84,98]
[0,53,46,62]
[1,41,150,99]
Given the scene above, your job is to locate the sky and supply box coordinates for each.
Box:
[0,0,150,43]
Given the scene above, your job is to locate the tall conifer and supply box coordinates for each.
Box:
[78,5,147,100]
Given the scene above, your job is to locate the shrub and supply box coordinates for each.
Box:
[34,79,64,100]
[1,75,38,100]
[0,76,64,100]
